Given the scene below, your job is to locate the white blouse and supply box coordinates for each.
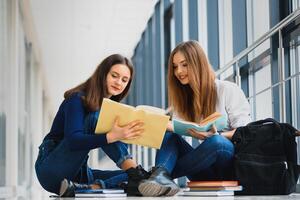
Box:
[173,79,252,130]
[215,79,252,129]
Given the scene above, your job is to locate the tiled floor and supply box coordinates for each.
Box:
[6,193,300,200]
[3,187,300,200]
[3,158,300,200]
[2,184,300,200]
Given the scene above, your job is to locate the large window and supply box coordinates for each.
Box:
[246,0,270,60]
[0,0,8,187]
[249,54,273,120]
[163,4,172,108]
[292,0,300,11]
[289,36,300,129]
[285,26,300,165]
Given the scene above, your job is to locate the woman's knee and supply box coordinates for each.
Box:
[163,131,181,143]
[206,135,234,153]
[101,141,132,168]
[36,166,62,194]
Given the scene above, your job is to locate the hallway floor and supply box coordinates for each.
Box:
[8,193,300,200]
[3,187,300,200]
[4,158,299,200]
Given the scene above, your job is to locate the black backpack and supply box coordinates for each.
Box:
[232,118,300,195]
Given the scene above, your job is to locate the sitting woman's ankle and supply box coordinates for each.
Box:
[90,183,101,189]
[121,159,137,170]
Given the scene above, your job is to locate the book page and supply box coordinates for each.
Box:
[136,105,166,115]
[200,112,222,125]
[173,112,228,136]
[95,98,169,149]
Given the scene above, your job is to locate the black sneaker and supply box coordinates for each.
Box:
[125,165,150,196]
[59,178,93,197]
[138,167,180,196]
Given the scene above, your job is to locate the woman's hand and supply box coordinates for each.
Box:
[166,120,174,132]
[106,117,144,143]
[187,125,217,140]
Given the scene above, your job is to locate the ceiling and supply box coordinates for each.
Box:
[29,0,158,110]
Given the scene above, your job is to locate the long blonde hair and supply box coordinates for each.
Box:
[168,40,217,122]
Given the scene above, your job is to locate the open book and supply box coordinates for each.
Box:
[173,112,228,137]
[95,98,169,149]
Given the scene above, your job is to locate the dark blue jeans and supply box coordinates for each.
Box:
[35,111,131,194]
[156,132,234,181]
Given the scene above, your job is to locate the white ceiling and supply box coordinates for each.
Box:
[29,0,158,110]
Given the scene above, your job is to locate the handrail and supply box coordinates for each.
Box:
[216,7,300,76]
[247,71,300,100]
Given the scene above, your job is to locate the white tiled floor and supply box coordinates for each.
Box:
[3,187,300,200]
[3,158,300,200]
[5,193,300,200]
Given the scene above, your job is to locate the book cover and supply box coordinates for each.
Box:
[75,193,127,198]
[76,189,124,194]
[189,185,243,191]
[187,180,238,187]
[173,112,228,137]
[181,190,234,196]
[95,98,170,149]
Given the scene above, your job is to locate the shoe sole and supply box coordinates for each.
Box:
[59,179,69,196]
[138,181,168,197]
[164,186,181,196]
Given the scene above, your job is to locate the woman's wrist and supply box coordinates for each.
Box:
[220,129,236,139]
[167,120,174,132]
[106,131,116,143]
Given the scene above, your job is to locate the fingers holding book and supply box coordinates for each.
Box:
[187,125,217,140]
[126,120,144,139]
[166,121,174,132]
[106,116,144,143]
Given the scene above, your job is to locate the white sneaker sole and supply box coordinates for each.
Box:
[59,179,69,196]
[138,181,180,197]
[165,186,180,196]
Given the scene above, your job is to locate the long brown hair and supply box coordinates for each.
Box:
[64,54,134,111]
[168,40,217,122]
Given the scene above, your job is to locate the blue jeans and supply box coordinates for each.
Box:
[155,132,234,181]
[35,111,131,194]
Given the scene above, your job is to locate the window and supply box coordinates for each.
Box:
[246,0,270,60]
[250,55,273,120]
[0,0,8,187]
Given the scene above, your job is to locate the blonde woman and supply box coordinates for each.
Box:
[138,41,251,196]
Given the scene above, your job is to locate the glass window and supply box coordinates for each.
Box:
[246,0,270,60]
[164,5,172,108]
[0,0,7,187]
[292,0,300,11]
[288,36,300,129]
[197,0,208,53]
[288,35,300,165]
[254,63,273,120]
[18,21,27,185]
[17,20,33,186]
[248,53,273,120]
[218,0,233,67]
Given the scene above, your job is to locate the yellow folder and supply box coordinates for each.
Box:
[95,98,170,149]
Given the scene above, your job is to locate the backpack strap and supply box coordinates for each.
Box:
[281,122,300,137]
[247,118,282,140]
[249,118,300,137]
[247,118,280,126]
